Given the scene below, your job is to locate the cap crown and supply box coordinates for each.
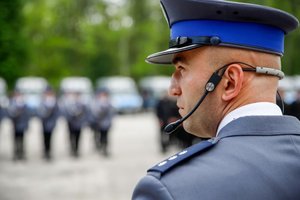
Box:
[146,0,299,64]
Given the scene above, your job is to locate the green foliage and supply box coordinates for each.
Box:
[0,0,299,89]
[0,0,28,89]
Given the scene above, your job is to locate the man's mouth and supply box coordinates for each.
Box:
[178,106,184,116]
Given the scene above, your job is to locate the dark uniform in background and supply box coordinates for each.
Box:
[38,87,60,160]
[287,90,300,119]
[62,92,88,157]
[156,94,177,153]
[90,89,114,156]
[156,93,198,153]
[0,101,6,128]
[8,90,30,161]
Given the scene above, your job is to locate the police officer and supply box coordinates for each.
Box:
[90,89,114,157]
[156,91,177,153]
[156,91,197,152]
[0,78,8,123]
[62,91,88,157]
[8,90,30,161]
[38,86,60,160]
[288,89,300,118]
[132,0,300,199]
[0,100,5,125]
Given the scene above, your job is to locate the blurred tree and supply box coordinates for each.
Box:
[83,0,126,81]
[1,0,298,90]
[127,0,171,79]
[281,0,300,75]
[0,0,28,89]
[23,0,94,88]
[23,0,135,87]
[127,0,154,78]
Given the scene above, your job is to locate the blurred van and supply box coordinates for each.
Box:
[278,76,295,104]
[59,77,93,106]
[139,76,171,109]
[15,77,49,115]
[0,78,9,117]
[96,76,143,113]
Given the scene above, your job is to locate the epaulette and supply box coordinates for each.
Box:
[147,137,219,178]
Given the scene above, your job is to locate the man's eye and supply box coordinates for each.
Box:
[178,66,185,71]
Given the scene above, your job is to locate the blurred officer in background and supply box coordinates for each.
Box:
[155,91,178,153]
[8,90,30,161]
[0,79,8,124]
[156,91,199,153]
[38,86,60,160]
[276,83,290,115]
[90,89,114,157]
[62,91,88,158]
[0,102,5,125]
[288,88,300,119]
[133,0,300,199]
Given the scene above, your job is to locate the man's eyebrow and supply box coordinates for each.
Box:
[172,56,188,65]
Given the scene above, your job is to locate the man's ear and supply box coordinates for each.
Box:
[221,64,244,101]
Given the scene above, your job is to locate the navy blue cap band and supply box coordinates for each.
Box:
[146,0,298,64]
[171,20,285,55]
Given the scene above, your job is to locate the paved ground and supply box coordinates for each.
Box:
[0,112,177,200]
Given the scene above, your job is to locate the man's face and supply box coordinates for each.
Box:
[169,47,218,137]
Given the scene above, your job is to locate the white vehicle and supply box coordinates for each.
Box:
[59,77,93,106]
[0,78,9,112]
[96,76,143,113]
[279,76,297,104]
[139,76,171,109]
[15,77,49,114]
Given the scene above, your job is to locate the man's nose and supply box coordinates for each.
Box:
[168,73,181,97]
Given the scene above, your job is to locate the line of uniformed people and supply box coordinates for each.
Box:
[0,87,114,161]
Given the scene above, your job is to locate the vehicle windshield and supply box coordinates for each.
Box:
[98,78,138,95]
[16,78,48,94]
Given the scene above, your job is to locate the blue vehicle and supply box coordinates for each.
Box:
[96,76,143,114]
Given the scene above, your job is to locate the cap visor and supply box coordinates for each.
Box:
[146,44,202,65]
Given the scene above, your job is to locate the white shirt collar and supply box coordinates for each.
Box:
[216,102,283,136]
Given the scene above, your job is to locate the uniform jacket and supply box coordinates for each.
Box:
[89,98,114,131]
[156,97,179,127]
[63,100,88,132]
[287,100,300,119]
[132,115,300,200]
[38,98,60,133]
[8,98,30,134]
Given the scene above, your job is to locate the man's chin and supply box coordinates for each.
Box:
[182,121,195,134]
[183,121,211,139]
[178,109,185,117]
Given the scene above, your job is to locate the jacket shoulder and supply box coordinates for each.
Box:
[147,138,219,178]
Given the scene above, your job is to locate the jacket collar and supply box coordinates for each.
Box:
[218,115,300,139]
